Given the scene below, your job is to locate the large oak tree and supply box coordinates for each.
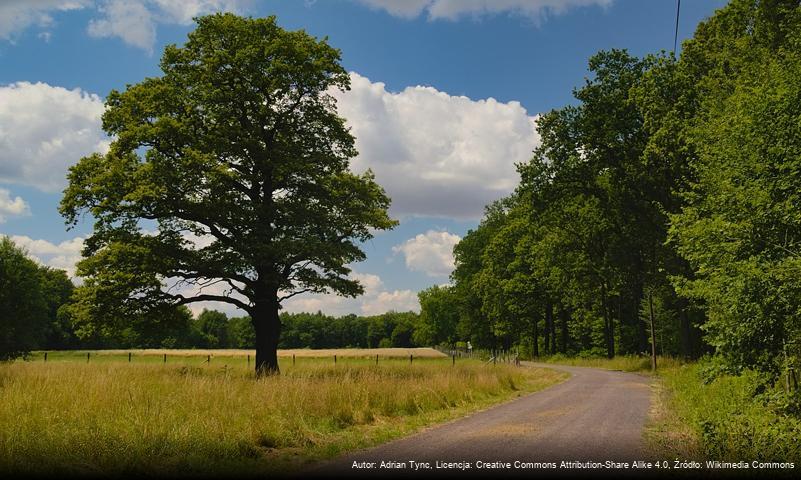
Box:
[60,14,396,375]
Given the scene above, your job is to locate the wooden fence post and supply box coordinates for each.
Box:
[410,354,413,364]
[163,353,166,364]
[334,354,337,365]
[293,354,296,366]
[452,354,455,366]
[375,354,378,366]
[128,352,132,363]
[86,352,90,363]
[44,352,47,362]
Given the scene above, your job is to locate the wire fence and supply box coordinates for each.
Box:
[34,350,499,368]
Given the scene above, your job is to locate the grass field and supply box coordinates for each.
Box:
[0,349,566,476]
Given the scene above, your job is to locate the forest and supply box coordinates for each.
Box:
[415,0,801,383]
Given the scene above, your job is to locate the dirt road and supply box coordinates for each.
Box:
[311,363,652,476]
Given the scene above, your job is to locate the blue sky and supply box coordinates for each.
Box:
[0,0,728,316]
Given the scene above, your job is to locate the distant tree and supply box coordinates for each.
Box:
[366,314,391,348]
[416,285,459,347]
[0,237,48,360]
[60,14,396,375]
[38,267,77,349]
[227,316,255,349]
[195,309,229,348]
[386,311,417,348]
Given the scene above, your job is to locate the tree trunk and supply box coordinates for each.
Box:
[543,304,551,355]
[601,285,615,359]
[559,304,569,353]
[648,290,657,371]
[532,317,539,358]
[253,301,281,376]
[678,298,691,359]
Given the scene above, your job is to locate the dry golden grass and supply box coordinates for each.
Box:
[541,354,687,374]
[0,354,565,476]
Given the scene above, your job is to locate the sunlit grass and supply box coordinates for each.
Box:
[0,351,566,476]
[538,353,686,373]
[647,363,801,463]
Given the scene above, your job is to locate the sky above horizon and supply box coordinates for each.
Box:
[0,0,728,317]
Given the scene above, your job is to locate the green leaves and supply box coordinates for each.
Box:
[0,237,50,360]
[668,0,801,375]
[61,13,396,338]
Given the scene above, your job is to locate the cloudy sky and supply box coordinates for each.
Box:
[0,0,727,317]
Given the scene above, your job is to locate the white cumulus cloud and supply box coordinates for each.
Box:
[333,72,540,219]
[0,0,91,41]
[1,1,251,52]
[9,235,85,277]
[87,0,156,53]
[392,230,461,277]
[0,189,30,222]
[360,289,419,316]
[0,81,108,193]
[354,0,612,21]
[87,0,252,53]
[283,271,419,316]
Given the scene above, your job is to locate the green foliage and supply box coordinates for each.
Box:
[433,1,801,383]
[661,362,801,462]
[0,237,82,357]
[669,0,801,375]
[416,285,459,347]
[58,13,396,370]
[227,316,256,349]
[37,267,77,349]
[279,310,419,349]
[444,49,694,359]
[195,309,229,348]
[0,238,49,360]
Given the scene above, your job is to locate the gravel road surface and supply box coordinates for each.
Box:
[308,363,653,477]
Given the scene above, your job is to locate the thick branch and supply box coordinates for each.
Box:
[171,292,252,312]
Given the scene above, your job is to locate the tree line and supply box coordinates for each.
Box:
[97,309,423,351]
[1,236,423,354]
[416,0,801,381]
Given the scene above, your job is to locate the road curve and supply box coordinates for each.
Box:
[308,363,652,477]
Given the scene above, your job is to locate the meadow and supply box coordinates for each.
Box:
[0,348,566,476]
